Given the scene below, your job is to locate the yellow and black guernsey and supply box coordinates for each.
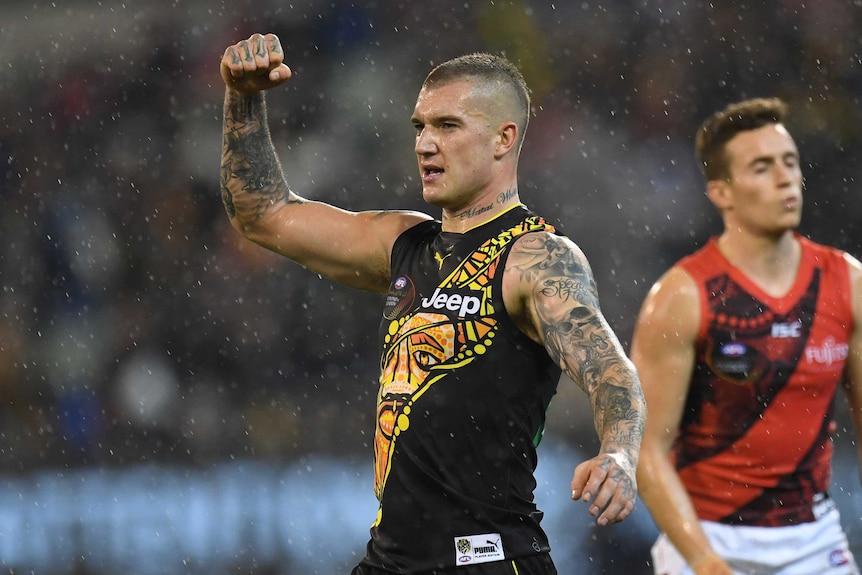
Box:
[362,205,563,572]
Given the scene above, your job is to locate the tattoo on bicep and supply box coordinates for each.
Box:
[537,283,626,399]
[512,235,599,295]
[540,278,596,306]
[523,233,646,449]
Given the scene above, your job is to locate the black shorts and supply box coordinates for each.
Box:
[351,554,557,575]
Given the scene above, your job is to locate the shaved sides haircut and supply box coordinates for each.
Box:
[423,53,532,151]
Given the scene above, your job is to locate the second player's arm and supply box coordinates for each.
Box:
[630,267,732,574]
[841,254,862,486]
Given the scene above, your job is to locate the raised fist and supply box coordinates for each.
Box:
[220,33,292,95]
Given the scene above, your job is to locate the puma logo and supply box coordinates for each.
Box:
[434,252,452,270]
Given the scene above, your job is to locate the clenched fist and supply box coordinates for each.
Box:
[220,33,292,95]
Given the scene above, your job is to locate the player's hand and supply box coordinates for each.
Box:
[570,452,637,526]
[220,33,292,95]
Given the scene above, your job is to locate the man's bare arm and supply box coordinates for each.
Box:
[218,33,430,292]
[842,254,862,486]
[505,232,646,525]
[631,267,733,573]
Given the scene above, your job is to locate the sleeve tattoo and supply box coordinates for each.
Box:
[513,233,645,446]
[220,93,297,222]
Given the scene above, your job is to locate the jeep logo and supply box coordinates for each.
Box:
[420,288,481,317]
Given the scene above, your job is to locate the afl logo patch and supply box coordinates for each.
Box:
[383,276,415,320]
[721,342,747,356]
[708,340,768,384]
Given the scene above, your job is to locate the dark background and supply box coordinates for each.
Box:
[1,1,861,573]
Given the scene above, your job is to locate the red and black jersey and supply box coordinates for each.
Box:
[675,234,853,526]
[359,205,563,572]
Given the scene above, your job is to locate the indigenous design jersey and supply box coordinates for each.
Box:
[362,205,562,572]
[676,235,852,527]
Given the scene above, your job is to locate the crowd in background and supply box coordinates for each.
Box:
[1,0,861,477]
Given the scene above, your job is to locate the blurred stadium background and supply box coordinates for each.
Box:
[1,1,861,573]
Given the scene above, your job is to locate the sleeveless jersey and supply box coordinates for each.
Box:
[675,234,853,527]
[360,205,563,572]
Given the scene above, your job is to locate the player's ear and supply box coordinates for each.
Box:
[494,122,518,159]
[706,178,732,210]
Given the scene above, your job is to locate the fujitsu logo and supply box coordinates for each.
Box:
[805,337,849,367]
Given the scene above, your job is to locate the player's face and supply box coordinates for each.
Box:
[411,80,499,210]
[718,124,803,236]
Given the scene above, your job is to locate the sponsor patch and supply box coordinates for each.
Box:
[454,533,505,566]
[420,287,482,318]
[804,336,849,369]
[771,322,802,338]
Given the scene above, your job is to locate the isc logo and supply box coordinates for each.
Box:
[420,287,481,317]
[771,322,801,338]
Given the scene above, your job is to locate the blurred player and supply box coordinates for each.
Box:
[632,97,862,574]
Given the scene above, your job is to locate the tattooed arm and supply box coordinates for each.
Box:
[219,33,430,292]
[504,232,647,526]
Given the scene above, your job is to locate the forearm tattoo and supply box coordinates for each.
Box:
[220,92,296,221]
[513,233,646,453]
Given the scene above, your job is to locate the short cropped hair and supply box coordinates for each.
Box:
[695,97,789,181]
[423,53,531,150]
